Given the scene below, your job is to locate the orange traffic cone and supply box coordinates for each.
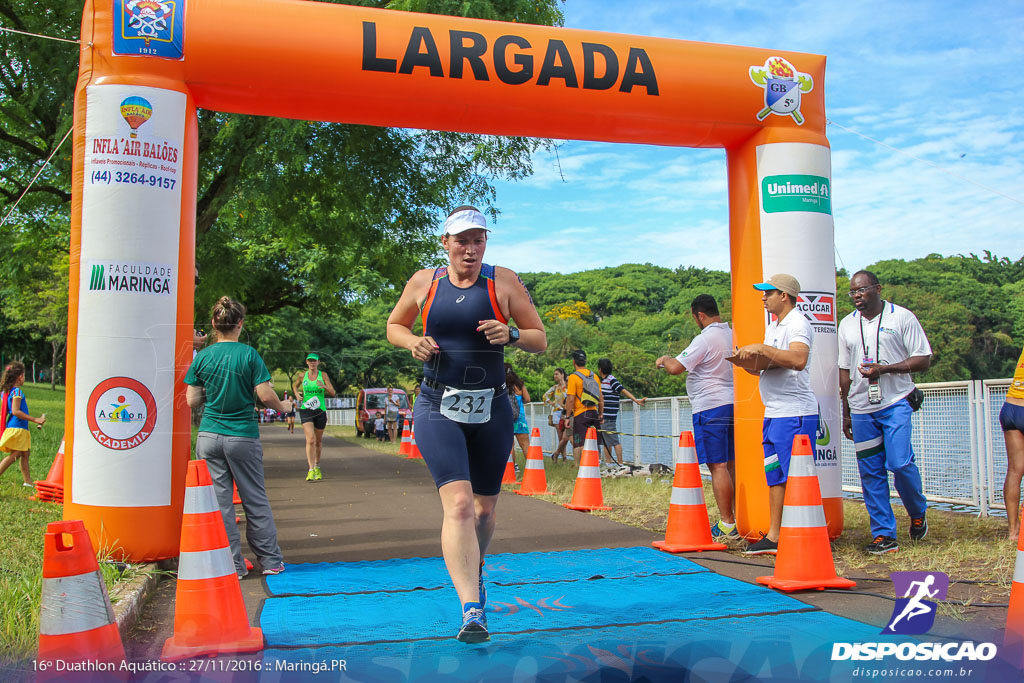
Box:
[1003,510,1024,667]
[653,431,727,553]
[233,482,243,524]
[563,427,611,511]
[162,460,263,661]
[399,418,412,456]
[31,437,65,503]
[516,428,552,496]
[501,447,517,484]
[407,423,422,460]
[36,520,126,675]
[756,434,855,592]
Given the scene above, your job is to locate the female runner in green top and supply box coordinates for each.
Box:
[292,352,336,481]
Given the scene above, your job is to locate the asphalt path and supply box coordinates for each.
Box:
[126,425,1007,664]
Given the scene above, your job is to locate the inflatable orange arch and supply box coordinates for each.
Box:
[66,0,841,560]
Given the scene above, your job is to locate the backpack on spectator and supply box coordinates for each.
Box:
[571,370,601,408]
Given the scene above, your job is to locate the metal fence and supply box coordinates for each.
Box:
[524,379,1015,516]
[327,409,356,427]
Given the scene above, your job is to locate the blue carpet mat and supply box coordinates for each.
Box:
[264,546,708,596]
[260,612,910,682]
[260,571,809,646]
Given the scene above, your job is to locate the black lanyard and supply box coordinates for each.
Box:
[858,303,884,360]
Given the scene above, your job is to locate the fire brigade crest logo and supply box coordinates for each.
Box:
[113,0,185,60]
[749,56,813,125]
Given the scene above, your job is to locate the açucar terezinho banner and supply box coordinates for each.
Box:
[756,142,841,500]
[73,84,185,507]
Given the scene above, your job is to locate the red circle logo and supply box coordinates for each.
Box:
[86,377,157,450]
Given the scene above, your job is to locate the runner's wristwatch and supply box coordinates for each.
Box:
[505,327,520,346]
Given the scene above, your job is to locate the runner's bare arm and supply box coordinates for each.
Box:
[322,372,337,398]
[479,267,546,352]
[387,269,440,361]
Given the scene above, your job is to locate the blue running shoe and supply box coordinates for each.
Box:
[711,521,739,539]
[457,602,489,643]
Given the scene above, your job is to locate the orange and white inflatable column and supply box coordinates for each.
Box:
[729,122,843,540]
[64,0,196,560]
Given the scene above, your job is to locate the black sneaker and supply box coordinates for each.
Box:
[865,536,898,554]
[909,516,928,541]
[743,534,778,555]
[457,604,489,643]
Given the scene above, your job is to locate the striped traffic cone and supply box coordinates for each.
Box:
[161,459,263,661]
[516,428,552,496]
[756,434,855,592]
[233,482,243,524]
[563,427,611,511]
[399,418,413,456]
[36,520,126,676]
[653,431,726,553]
[1004,509,1024,667]
[31,437,65,503]
[407,422,422,460]
[501,447,517,484]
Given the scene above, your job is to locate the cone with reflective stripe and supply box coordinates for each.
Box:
[162,459,263,661]
[516,428,552,496]
[1004,511,1024,667]
[36,520,126,675]
[31,437,65,503]
[407,422,422,460]
[502,447,517,484]
[399,418,412,456]
[757,434,855,592]
[563,427,611,511]
[653,431,727,552]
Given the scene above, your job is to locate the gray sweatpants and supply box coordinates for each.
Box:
[196,432,284,574]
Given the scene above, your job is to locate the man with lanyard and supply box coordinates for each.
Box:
[564,350,604,465]
[596,358,645,473]
[734,274,817,555]
[839,270,931,554]
[656,294,736,539]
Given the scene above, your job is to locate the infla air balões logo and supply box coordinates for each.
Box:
[113,0,185,60]
[87,377,158,451]
[883,571,948,635]
[749,56,813,125]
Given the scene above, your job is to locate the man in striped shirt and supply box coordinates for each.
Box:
[597,358,646,472]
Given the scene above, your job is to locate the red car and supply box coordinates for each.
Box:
[355,388,412,438]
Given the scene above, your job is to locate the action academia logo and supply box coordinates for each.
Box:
[87,377,158,451]
[749,56,814,125]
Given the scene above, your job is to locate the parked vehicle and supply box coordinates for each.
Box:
[355,388,412,438]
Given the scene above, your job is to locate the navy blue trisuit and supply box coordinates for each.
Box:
[413,263,514,496]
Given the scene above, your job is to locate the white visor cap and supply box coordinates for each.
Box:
[443,208,489,235]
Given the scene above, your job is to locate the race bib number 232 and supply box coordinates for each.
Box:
[440,387,493,424]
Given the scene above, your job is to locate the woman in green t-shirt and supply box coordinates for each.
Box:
[185,296,291,578]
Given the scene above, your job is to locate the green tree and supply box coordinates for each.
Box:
[3,253,68,388]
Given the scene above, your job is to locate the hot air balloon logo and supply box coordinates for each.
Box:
[120,97,153,138]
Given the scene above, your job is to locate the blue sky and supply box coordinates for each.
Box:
[485,0,1024,274]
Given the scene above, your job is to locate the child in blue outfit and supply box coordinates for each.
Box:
[374,412,386,441]
[0,362,47,487]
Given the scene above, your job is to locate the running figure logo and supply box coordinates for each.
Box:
[883,571,949,634]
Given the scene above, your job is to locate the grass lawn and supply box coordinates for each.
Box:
[0,383,144,666]
[326,426,1014,620]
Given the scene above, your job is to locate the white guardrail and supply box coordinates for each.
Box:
[327,380,1013,515]
[519,379,1014,517]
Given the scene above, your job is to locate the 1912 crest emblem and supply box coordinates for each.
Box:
[749,57,814,125]
[113,0,185,60]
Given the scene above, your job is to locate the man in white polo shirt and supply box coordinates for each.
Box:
[656,294,736,539]
[839,270,932,555]
[734,274,818,555]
